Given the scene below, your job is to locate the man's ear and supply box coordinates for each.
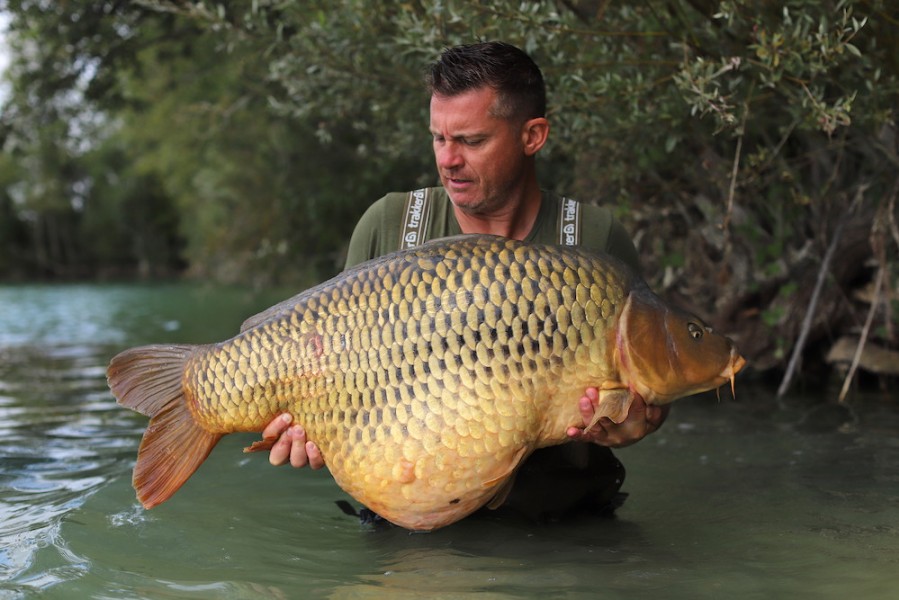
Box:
[521,117,549,156]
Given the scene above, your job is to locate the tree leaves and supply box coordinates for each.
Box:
[1,0,896,379]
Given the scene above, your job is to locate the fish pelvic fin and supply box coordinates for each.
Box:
[107,344,221,509]
[244,437,277,453]
[486,472,518,510]
[484,446,530,510]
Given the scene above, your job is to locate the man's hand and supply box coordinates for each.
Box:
[566,387,668,448]
[262,413,326,469]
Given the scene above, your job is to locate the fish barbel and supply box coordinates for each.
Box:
[108,234,745,530]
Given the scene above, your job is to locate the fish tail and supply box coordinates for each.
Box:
[107,344,222,509]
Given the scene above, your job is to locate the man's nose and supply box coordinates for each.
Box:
[435,142,463,170]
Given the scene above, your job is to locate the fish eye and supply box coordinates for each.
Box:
[687,322,704,340]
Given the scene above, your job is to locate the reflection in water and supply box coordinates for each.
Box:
[0,286,132,347]
[329,516,652,600]
[0,284,897,599]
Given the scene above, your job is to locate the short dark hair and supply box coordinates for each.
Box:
[426,41,546,121]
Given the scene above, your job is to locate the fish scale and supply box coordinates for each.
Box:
[199,237,614,517]
[108,234,745,530]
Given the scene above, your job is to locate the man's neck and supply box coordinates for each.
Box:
[452,182,542,241]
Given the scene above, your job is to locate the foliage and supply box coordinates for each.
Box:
[0,0,424,283]
[0,1,170,278]
[0,0,897,383]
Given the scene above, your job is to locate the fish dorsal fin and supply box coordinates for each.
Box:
[239,252,404,332]
[240,293,304,332]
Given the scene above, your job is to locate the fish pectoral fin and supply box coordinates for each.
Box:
[591,388,634,425]
[482,446,530,510]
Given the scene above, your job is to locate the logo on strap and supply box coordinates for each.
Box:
[400,188,431,250]
[559,197,581,246]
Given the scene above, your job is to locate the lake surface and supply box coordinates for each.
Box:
[1,283,897,599]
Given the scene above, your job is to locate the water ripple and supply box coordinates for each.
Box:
[0,341,135,592]
[2,284,899,600]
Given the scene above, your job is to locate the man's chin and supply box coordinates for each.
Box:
[447,192,485,213]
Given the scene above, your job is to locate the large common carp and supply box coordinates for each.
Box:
[108,235,745,531]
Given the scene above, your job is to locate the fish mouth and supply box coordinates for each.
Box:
[720,348,747,399]
[650,348,748,404]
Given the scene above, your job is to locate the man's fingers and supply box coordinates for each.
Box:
[284,427,323,470]
[578,396,593,421]
[269,429,294,466]
[266,418,326,470]
[262,413,293,439]
[306,441,325,470]
[568,391,669,448]
[577,387,599,422]
[289,427,310,468]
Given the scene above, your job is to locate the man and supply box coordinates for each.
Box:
[261,41,667,520]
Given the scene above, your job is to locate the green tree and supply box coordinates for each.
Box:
[0,0,182,278]
[1,0,897,387]
[154,0,895,384]
[0,1,424,284]
[111,15,427,285]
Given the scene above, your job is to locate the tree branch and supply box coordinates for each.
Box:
[838,264,885,402]
[777,186,866,398]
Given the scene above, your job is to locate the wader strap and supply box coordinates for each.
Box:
[559,197,581,246]
[400,188,432,250]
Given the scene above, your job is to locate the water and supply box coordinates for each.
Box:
[1,284,897,599]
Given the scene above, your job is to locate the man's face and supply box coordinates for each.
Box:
[429,87,530,215]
